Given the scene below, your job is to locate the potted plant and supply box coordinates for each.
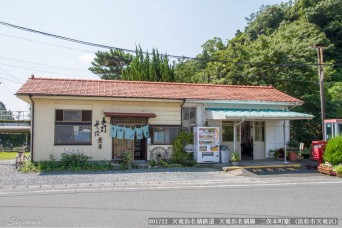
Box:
[231,151,240,166]
[268,149,276,159]
[274,149,280,160]
[333,164,342,178]
[275,148,285,160]
[299,148,311,159]
[287,140,299,161]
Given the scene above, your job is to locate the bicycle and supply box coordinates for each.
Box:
[15,146,30,169]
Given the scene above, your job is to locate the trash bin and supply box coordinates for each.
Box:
[220,145,230,163]
[311,141,327,165]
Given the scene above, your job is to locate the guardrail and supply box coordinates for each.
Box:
[0,110,31,121]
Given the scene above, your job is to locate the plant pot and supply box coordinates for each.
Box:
[336,173,342,178]
[232,162,239,166]
[289,152,298,161]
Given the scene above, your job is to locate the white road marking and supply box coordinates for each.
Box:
[0,180,342,195]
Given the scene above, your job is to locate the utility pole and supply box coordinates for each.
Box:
[316,46,326,140]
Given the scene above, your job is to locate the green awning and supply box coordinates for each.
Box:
[206,109,314,120]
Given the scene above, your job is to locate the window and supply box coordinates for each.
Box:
[55,110,92,145]
[151,126,181,145]
[254,122,265,142]
[222,121,240,142]
[182,107,196,132]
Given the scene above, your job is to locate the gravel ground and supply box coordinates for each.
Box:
[0,160,233,187]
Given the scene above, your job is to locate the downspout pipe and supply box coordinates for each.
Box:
[29,94,34,163]
[180,99,186,128]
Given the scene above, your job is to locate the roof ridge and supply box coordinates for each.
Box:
[29,77,274,89]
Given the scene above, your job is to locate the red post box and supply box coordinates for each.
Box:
[311,141,327,165]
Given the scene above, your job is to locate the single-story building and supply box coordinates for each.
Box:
[16,76,314,162]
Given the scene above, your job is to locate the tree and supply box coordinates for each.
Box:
[122,46,175,82]
[89,49,133,80]
[245,4,290,40]
[328,82,342,117]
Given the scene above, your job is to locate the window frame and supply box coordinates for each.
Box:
[182,107,197,133]
[150,125,181,145]
[254,121,265,142]
[54,109,92,145]
[222,121,240,142]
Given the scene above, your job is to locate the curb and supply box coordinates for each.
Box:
[216,164,302,172]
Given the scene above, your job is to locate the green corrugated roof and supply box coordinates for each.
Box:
[206,108,314,120]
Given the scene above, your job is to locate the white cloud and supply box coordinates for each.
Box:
[79,54,95,64]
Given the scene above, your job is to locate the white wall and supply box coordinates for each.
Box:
[265,120,290,158]
[32,98,181,161]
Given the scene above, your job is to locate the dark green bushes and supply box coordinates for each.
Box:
[38,153,112,172]
[324,136,342,166]
[171,130,196,166]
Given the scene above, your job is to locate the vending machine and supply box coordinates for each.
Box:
[193,127,220,163]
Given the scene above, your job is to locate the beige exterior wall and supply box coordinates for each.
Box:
[32,98,181,161]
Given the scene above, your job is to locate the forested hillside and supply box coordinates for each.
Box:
[174,0,342,143]
[90,0,342,144]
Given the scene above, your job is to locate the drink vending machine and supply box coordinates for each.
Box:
[193,127,220,163]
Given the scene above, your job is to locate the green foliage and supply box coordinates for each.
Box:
[122,46,175,82]
[333,164,342,173]
[171,131,194,166]
[60,152,92,169]
[287,139,299,150]
[245,4,289,40]
[0,152,30,160]
[120,151,133,170]
[323,135,342,165]
[328,82,342,117]
[174,0,342,144]
[231,151,240,162]
[149,159,158,167]
[19,160,38,173]
[38,153,113,172]
[89,49,133,80]
[158,160,170,168]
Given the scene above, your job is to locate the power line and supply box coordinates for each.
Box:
[0,79,14,94]
[0,62,97,79]
[0,76,22,84]
[0,67,24,83]
[0,33,96,53]
[1,20,341,68]
[0,55,91,73]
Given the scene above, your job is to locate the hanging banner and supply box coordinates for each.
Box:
[142,125,149,138]
[111,125,117,138]
[135,127,143,140]
[125,127,135,140]
[110,124,149,140]
[116,126,125,139]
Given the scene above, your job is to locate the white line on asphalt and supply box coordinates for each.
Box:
[0,180,342,195]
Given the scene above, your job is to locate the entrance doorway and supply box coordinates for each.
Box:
[111,117,147,161]
[240,121,265,160]
[240,122,253,160]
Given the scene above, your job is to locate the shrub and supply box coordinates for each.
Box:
[60,152,92,169]
[20,160,38,173]
[333,164,342,173]
[231,151,240,162]
[119,151,134,170]
[38,153,113,172]
[324,136,342,166]
[171,130,194,166]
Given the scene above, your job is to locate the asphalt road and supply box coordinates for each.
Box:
[0,177,341,227]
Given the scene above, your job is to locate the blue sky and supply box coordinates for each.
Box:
[0,0,285,111]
